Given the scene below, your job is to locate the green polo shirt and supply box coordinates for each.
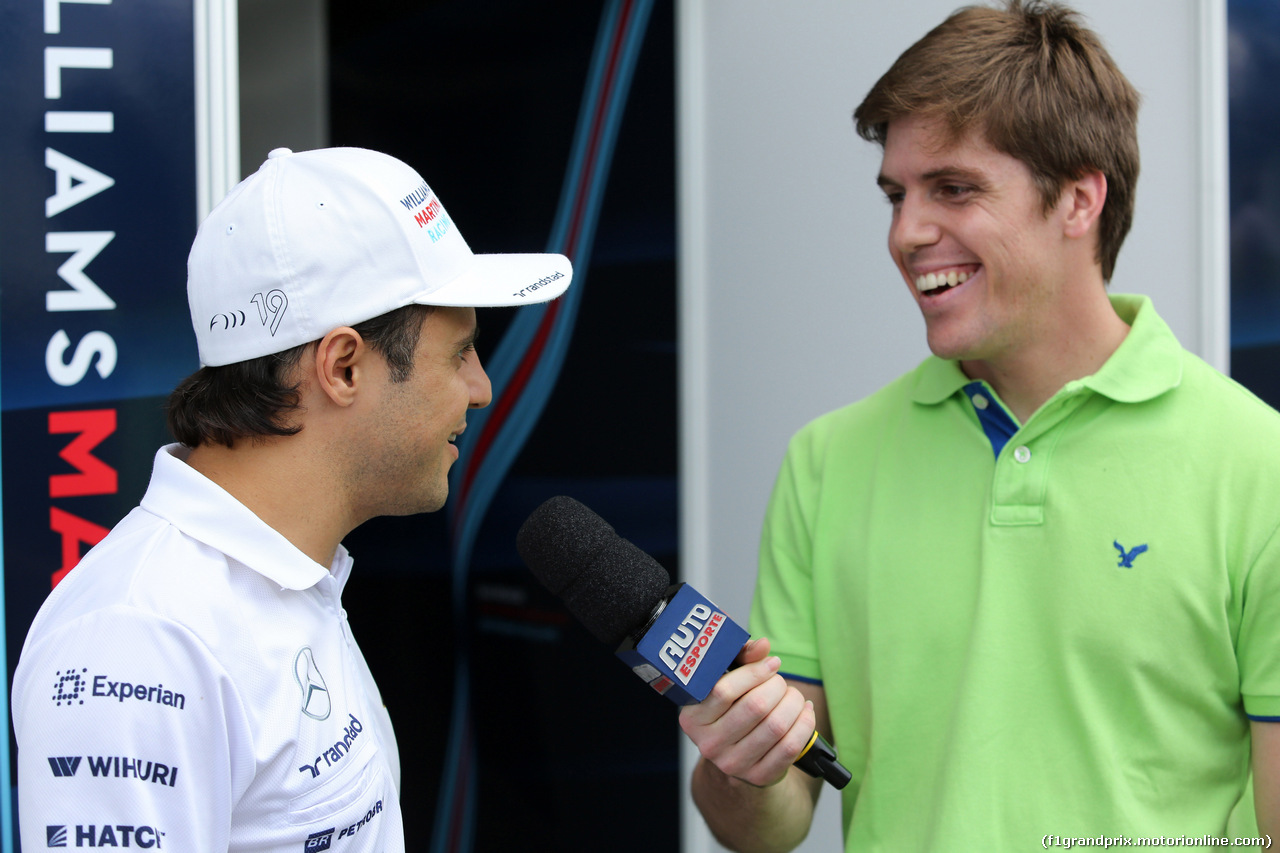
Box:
[753,295,1280,851]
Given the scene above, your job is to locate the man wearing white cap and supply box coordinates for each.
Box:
[11,147,572,851]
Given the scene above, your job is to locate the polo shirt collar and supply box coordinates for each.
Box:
[910,293,1183,407]
[140,444,348,591]
[1077,293,1183,403]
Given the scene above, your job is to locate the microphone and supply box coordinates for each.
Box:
[516,495,851,790]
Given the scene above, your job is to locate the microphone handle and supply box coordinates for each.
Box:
[794,730,852,789]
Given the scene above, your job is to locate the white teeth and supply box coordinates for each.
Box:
[915,270,972,292]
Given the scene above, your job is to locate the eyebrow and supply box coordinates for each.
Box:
[877,165,987,189]
[454,323,480,351]
[922,165,986,183]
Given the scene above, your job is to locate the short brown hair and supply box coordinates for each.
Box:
[166,304,434,448]
[853,0,1140,281]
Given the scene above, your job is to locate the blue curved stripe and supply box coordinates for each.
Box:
[430,2,655,850]
[458,0,654,530]
[450,0,652,569]
[459,0,626,417]
[427,666,478,850]
[448,0,654,569]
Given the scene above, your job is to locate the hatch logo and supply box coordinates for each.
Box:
[46,825,164,848]
[658,604,727,685]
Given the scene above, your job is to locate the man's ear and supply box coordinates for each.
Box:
[1062,169,1107,241]
[312,327,366,407]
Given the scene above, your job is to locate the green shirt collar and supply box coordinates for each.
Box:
[910,293,1184,406]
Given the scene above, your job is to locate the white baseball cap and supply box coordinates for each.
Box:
[187,146,573,367]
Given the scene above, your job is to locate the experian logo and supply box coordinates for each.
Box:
[658,604,727,685]
[50,668,185,711]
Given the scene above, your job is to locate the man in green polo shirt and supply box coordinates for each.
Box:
[679,2,1280,851]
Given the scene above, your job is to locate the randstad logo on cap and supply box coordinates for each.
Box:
[513,271,566,300]
[398,182,452,243]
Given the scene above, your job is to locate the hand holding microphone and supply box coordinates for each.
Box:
[677,635,824,790]
[516,496,850,790]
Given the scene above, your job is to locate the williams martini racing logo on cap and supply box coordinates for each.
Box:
[658,603,728,686]
[399,182,451,243]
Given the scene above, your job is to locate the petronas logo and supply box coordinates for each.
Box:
[295,647,331,721]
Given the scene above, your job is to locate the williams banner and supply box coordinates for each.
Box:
[0,0,201,844]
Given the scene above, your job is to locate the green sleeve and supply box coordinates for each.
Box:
[751,428,823,683]
[1240,519,1280,720]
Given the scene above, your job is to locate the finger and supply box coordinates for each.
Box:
[682,655,782,728]
[714,686,810,786]
[679,661,785,756]
[725,681,806,763]
[691,675,795,766]
[748,698,818,786]
[735,636,772,666]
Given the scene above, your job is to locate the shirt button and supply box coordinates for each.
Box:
[971,394,989,410]
[1013,445,1032,463]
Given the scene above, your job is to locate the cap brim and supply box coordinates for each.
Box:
[412,253,572,308]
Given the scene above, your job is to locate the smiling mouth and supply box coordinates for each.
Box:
[915,269,973,295]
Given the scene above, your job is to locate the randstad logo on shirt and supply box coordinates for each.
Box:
[297,713,365,779]
[51,667,186,710]
[46,824,165,848]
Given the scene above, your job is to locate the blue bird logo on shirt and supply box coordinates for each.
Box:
[1113,540,1148,568]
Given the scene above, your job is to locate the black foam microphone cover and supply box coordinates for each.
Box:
[516,495,854,790]
[516,495,671,647]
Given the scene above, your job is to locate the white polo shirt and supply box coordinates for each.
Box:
[12,444,405,852]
